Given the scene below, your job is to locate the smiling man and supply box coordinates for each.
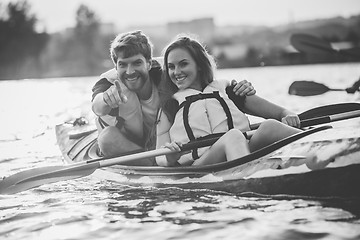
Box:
[91,30,256,165]
[91,31,163,165]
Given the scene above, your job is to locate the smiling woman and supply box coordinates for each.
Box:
[155,35,301,166]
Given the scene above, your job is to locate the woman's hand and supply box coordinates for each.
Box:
[163,141,182,151]
[281,113,301,128]
[157,141,187,166]
[231,79,256,96]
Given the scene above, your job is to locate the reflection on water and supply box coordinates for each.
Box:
[1,63,360,240]
[1,183,359,240]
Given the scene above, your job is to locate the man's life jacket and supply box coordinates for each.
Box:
[92,59,162,149]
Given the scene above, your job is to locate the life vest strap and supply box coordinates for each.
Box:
[180,91,234,160]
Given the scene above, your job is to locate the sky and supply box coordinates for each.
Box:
[2,0,360,33]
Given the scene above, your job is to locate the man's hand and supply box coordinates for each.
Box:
[102,80,128,108]
[231,79,256,96]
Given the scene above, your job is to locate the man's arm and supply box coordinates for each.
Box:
[225,79,256,112]
[155,111,177,166]
[91,78,113,116]
[230,79,256,96]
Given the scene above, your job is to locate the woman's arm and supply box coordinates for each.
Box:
[243,95,300,127]
[155,110,181,166]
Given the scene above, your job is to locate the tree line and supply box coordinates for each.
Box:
[0,1,112,80]
[0,1,48,79]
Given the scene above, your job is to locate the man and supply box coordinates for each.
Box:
[91,30,255,165]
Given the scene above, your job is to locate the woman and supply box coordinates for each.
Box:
[156,35,301,166]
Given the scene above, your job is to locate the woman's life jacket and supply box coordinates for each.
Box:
[169,80,250,165]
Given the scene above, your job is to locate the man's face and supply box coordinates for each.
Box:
[115,53,151,92]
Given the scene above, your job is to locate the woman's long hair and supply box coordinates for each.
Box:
[158,35,217,123]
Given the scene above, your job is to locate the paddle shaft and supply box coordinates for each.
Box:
[248,107,360,130]
[95,131,254,167]
[0,135,224,194]
[301,110,360,128]
[326,88,347,92]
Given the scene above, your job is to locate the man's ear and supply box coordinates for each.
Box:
[147,59,152,71]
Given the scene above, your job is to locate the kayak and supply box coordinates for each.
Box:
[55,119,360,198]
[1,103,359,195]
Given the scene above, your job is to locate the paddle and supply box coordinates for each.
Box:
[288,80,360,96]
[288,80,346,96]
[2,103,360,194]
[296,102,360,120]
[250,102,360,129]
[290,33,360,59]
[0,135,222,195]
[300,109,360,127]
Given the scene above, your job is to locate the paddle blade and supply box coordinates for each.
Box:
[288,80,332,96]
[299,102,360,120]
[0,163,99,194]
[290,34,336,55]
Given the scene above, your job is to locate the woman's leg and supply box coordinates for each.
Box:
[193,129,250,166]
[249,119,301,152]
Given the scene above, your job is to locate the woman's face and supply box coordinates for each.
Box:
[167,48,202,91]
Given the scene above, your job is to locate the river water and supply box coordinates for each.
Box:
[1,63,360,240]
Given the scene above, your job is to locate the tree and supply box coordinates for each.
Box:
[73,4,101,75]
[39,4,112,78]
[0,0,48,79]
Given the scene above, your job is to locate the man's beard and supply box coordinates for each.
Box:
[120,71,148,92]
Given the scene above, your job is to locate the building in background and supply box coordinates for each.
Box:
[167,18,215,41]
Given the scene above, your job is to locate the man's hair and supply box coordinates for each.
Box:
[110,30,153,64]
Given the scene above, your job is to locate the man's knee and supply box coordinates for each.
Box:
[98,126,122,156]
